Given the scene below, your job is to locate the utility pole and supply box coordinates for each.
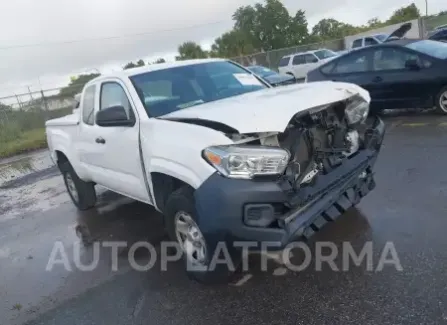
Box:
[425,0,428,16]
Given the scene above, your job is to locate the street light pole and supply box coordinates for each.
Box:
[425,0,428,16]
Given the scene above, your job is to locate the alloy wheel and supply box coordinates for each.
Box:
[174,211,207,266]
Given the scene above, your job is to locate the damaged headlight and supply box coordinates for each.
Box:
[203,145,290,179]
[345,95,369,125]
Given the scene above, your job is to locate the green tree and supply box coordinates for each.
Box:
[311,18,358,41]
[367,17,383,28]
[153,58,166,64]
[59,73,100,98]
[210,29,255,58]
[123,62,138,70]
[287,10,311,45]
[232,0,309,51]
[124,59,145,70]
[176,41,208,60]
[386,3,421,24]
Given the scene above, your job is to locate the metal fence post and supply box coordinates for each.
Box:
[41,89,50,120]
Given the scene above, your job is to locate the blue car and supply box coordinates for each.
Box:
[246,65,296,87]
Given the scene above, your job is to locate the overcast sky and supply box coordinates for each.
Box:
[0,0,444,97]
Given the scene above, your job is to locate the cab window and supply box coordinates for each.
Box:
[278,57,290,67]
[292,55,305,65]
[100,82,133,119]
[82,85,96,125]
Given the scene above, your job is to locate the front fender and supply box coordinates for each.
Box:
[148,157,214,189]
[140,119,234,190]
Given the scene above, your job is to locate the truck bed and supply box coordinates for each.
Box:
[45,113,79,127]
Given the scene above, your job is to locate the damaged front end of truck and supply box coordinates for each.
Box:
[192,92,385,245]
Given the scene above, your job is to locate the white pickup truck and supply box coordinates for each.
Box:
[46,58,384,282]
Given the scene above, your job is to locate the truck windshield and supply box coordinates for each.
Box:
[130,61,267,117]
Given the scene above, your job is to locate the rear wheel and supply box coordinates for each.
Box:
[60,162,96,210]
[164,186,240,284]
[435,86,447,114]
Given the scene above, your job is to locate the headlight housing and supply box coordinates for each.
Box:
[345,95,369,125]
[203,145,290,179]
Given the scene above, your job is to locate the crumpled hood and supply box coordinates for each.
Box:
[160,81,370,133]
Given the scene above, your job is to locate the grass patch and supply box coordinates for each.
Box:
[0,128,47,158]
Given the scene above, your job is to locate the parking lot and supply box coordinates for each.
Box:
[1,111,447,325]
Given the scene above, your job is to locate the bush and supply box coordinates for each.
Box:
[0,128,47,158]
[0,106,72,158]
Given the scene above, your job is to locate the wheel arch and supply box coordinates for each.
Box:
[150,172,194,213]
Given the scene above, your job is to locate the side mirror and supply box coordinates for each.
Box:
[405,59,420,70]
[95,105,135,127]
[311,58,318,63]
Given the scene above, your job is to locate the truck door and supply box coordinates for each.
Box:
[79,79,150,203]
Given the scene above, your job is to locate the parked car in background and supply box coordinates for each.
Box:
[45,58,384,283]
[351,33,389,49]
[428,27,447,42]
[336,49,351,56]
[246,65,296,86]
[278,49,339,81]
[307,39,447,114]
[428,24,447,35]
[350,22,413,49]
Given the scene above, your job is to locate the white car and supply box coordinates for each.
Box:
[351,34,389,49]
[45,58,384,283]
[350,22,413,49]
[277,49,339,81]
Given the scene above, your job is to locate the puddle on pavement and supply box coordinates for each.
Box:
[0,173,165,325]
[0,150,55,188]
[0,174,69,222]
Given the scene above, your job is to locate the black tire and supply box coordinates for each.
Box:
[435,86,447,114]
[164,185,240,284]
[60,161,97,210]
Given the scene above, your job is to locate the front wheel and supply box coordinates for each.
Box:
[60,162,97,210]
[435,86,447,114]
[164,186,240,284]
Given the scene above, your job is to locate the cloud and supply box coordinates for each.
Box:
[0,0,444,95]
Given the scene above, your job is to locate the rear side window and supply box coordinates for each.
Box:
[82,85,96,125]
[332,50,370,74]
[365,37,379,46]
[292,55,305,65]
[278,57,290,67]
[352,39,363,48]
[305,54,318,63]
[320,62,336,74]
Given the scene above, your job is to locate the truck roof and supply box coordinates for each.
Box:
[86,58,227,86]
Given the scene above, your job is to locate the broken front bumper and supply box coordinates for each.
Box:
[194,117,385,247]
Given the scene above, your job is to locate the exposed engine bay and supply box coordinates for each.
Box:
[228,101,363,191]
[278,102,360,190]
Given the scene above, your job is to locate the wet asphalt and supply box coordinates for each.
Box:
[1,111,447,325]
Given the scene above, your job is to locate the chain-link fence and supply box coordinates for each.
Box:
[0,87,77,157]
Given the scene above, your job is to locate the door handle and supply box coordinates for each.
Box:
[95,137,106,144]
[372,76,383,83]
